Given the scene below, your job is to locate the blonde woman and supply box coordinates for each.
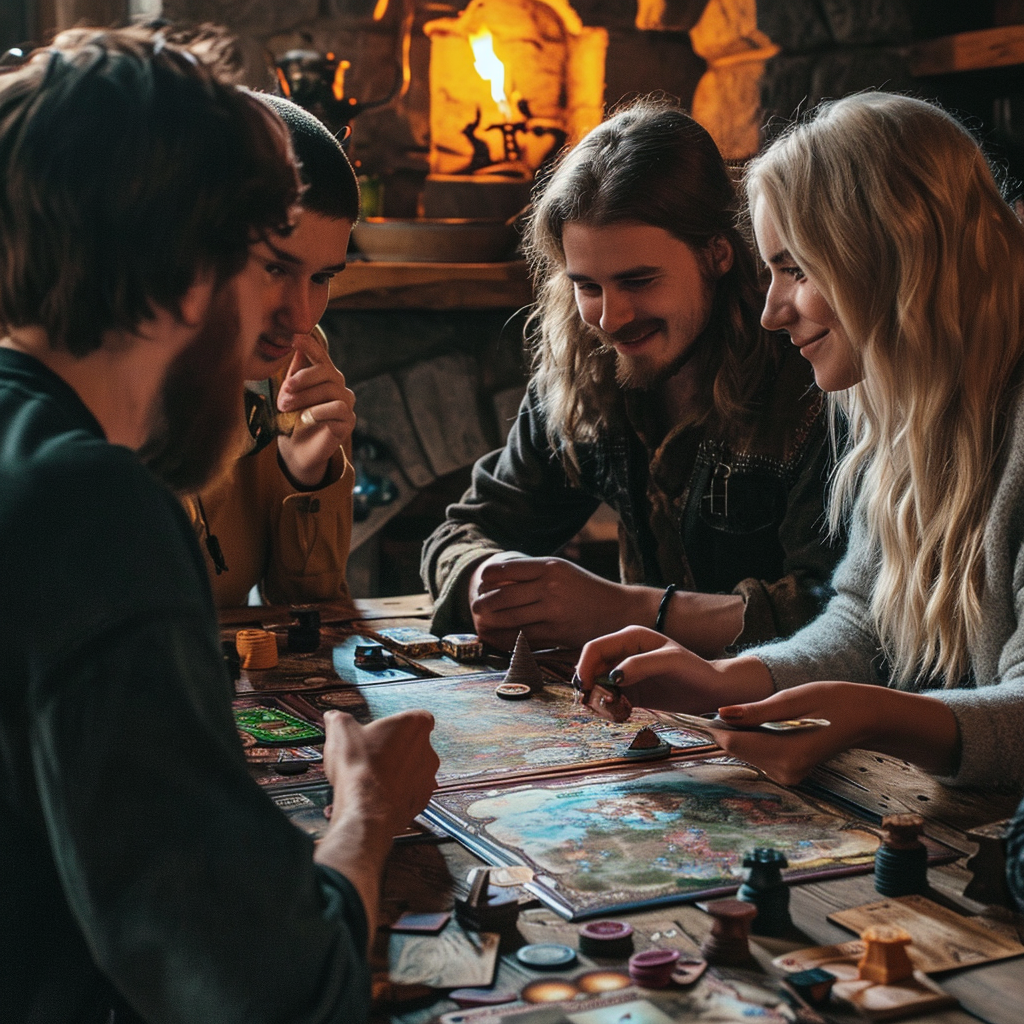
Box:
[576,92,1024,792]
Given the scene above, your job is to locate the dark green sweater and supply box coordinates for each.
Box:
[0,348,370,1023]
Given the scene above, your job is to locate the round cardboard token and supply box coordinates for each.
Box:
[516,943,578,969]
[575,970,631,994]
[495,682,532,701]
[520,979,580,1003]
[579,920,633,942]
[629,948,681,969]
[449,988,517,1008]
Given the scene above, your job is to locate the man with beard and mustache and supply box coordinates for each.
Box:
[422,98,843,656]
[0,28,437,1024]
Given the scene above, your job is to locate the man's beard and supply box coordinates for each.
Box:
[140,285,247,493]
[599,318,696,391]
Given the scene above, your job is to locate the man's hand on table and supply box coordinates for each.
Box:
[315,709,439,943]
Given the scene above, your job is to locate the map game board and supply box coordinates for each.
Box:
[352,671,714,789]
[425,758,881,920]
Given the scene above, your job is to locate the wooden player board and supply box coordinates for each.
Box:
[425,758,882,920]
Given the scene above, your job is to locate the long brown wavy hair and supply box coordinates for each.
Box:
[524,96,772,474]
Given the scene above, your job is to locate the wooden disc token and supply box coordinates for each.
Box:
[520,979,580,1003]
[495,682,532,701]
[235,629,278,669]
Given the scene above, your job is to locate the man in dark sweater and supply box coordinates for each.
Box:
[0,27,437,1024]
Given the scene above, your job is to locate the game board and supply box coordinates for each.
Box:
[425,758,881,920]
[349,671,714,789]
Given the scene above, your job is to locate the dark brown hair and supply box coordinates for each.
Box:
[0,26,301,356]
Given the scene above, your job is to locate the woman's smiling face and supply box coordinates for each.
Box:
[753,199,862,393]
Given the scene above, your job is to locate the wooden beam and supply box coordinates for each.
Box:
[909,25,1024,77]
[328,260,532,310]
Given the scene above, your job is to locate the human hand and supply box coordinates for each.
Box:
[575,625,726,716]
[321,709,439,839]
[468,553,643,651]
[711,681,876,786]
[276,331,356,488]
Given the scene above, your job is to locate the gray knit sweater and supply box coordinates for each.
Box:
[751,398,1024,792]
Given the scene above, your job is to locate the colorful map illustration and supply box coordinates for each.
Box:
[427,759,879,919]
[361,672,712,788]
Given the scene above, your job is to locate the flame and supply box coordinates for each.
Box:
[469,28,510,118]
[331,59,351,102]
[372,0,390,19]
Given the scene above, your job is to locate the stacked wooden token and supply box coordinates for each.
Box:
[578,920,634,958]
[628,948,680,988]
[235,629,279,669]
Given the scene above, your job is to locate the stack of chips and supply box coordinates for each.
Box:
[234,629,278,669]
[874,814,928,896]
[627,949,680,988]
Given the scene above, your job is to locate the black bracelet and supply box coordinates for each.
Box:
[654,583,679,634]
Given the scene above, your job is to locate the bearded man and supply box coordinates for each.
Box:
[0,27,436,1023]
[422,98,842,656]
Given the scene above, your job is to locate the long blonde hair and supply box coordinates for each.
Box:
[524,97,771,476]
[746,93,1024,687]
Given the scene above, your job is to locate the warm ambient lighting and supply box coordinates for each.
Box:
[373,0,390,20]
[469,28,512,120]
[331,59,351,101]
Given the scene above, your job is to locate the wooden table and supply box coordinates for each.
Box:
[224,598,1024,1024]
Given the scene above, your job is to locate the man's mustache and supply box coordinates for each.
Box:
[597,318,666,348]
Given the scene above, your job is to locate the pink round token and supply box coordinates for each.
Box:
[579,920,633,941]
[449,989,517,1009]
[628,948,681,988]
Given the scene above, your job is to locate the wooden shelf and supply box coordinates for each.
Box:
[328,260,533,310]
[909,25,1024,77]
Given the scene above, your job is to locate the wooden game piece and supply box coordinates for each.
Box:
[577,919,634,958]
[670,956,708,986]
[376,626,441,658]
[964,819,1012,905]
[454,868,520,933]
[234,629,278,669]
[505,632,544,692]
[738,847,791,936]
[700,899,758,966]
[353,643,395,669]
[857,926,914,984]
[441,633,484,661]
[623,725,671,760]
[627,948,680,988]
[286,606,321,652]
[874,814,928,897]
[494,682,532,701]
[784,967,836,1007]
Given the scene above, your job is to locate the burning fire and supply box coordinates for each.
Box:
[469,28,511,120]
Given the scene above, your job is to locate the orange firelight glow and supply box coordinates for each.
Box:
[469,28,511,119]
[331,59,351,101]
